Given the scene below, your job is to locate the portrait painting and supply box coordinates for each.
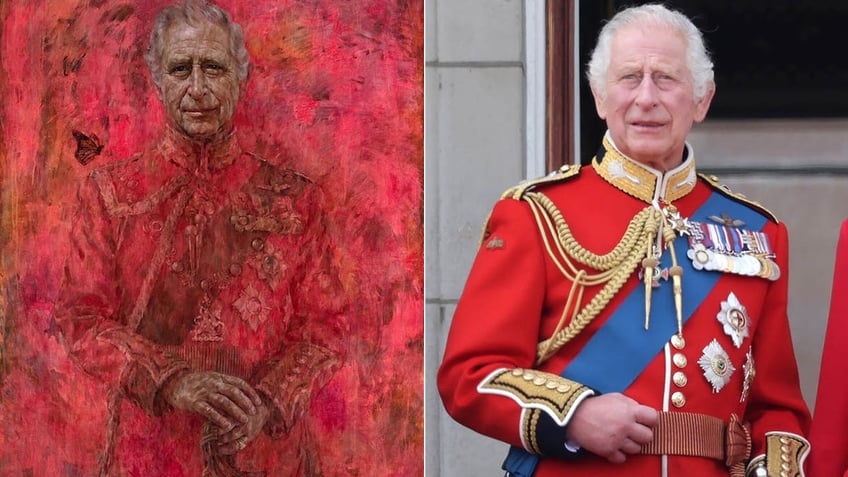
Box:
[0,0,423,475]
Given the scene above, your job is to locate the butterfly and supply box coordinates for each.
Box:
[72,129,104,165]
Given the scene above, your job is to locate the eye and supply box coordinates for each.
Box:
[619,73,642,85]
[202,62,226,76]
[654,73,678,89]
[168,63,191,79]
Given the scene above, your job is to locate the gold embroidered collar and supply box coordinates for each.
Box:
[592,133,697,204]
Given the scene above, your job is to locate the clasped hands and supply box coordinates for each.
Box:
[165,371,270,454]
[565,392,658,464]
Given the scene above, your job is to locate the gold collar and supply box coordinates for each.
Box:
[592,134,697,204]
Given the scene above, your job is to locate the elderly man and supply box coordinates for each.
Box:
[56,1,346,475]
[438,4,810,477]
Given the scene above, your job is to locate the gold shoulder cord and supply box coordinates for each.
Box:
[524,191,670,364]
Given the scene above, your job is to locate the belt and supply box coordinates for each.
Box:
[640,412,751,476]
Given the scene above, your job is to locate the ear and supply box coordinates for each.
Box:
[693,81,715,123]
[591,85,607,120]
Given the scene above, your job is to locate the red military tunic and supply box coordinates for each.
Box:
[809,218,848,477]
[56,127,347,476]
[438,136,810,476]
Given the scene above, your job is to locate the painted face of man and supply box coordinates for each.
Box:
[592,23,714,171]
[158,20,241,142]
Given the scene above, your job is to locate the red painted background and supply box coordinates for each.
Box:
[0,0,423,475]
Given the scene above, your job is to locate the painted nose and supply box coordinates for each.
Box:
[187,66,207,99]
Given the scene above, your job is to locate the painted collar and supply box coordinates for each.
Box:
[592,132,697,204]
[158,125,242,174]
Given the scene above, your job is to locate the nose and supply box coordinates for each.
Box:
[634,75,658,108]
[187,65,207,99]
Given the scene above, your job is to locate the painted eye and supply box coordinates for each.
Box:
[168,64,191,78]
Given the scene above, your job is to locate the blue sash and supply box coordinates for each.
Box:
[503,192,769,476]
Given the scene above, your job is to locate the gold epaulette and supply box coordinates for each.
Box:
[501,164,582,200]
[698,173,779,223]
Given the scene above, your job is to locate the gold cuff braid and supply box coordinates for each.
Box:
[478,368,593,426]
[764,432,809,477]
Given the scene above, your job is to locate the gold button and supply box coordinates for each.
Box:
[673,353,688,368]
[523,372,535,381]
[533,377,547,386]
[511,369,524,376]
[556,384,570,393]
[545,381,558,390]
[671,334,686,350]
[672,371,688,387]
[671,392,686,408]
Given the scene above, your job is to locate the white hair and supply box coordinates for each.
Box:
[586,4,714,101]
[145,0,250,90]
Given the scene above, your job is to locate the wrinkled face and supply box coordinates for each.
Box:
[592,24,714,170]
[158,21,241,142]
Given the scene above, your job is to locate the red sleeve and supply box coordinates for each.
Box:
[437,198,553,448]
[809,219,848,477]
[55,175,189,415]
[744,221,812,460]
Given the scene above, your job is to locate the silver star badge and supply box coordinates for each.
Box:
[718,292,750,348]
[698,339,736,393]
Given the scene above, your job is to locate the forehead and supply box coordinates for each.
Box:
[609,23,688,70]
[161,20,233,61]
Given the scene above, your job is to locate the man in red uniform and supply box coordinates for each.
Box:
[438,4,811,476]
[809,218,848,476]
[56,1,347,475]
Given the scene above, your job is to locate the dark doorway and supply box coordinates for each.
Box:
[576,1,848,164]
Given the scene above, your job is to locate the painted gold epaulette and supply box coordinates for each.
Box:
[698,173,779,223]
[501,164,581,200]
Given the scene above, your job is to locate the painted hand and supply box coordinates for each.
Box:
[215,399,271,455]
[165,371,264,434]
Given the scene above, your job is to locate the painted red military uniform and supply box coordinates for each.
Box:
[809,218,848,477]
[438,136,810,476]
[56,128,347,476]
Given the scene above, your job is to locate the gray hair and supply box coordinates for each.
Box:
[145,0,250,89]
[586,4,714,101]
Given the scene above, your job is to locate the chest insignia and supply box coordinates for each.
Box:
[190,304,224,342]
[233,284,271,331]
[741,347,755,403]
[685,220,780,281]
[698,339,736,393]
[717,292,750,348]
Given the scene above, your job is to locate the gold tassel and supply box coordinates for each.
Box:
[662,209,685,336]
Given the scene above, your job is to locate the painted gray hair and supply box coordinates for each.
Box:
[587,4,714,101]
[145,0,250,89]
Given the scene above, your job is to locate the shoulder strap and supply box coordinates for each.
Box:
[501,164,581,200]
[698,173,779,223]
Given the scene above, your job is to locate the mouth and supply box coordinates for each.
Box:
[183,108,217,118]
[630,120,667,131]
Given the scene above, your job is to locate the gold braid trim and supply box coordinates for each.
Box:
[478,368,593,426]
[502,164,581,201]
[524,191,663,364]
[698,173,779,223]
[764,432,809,477]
